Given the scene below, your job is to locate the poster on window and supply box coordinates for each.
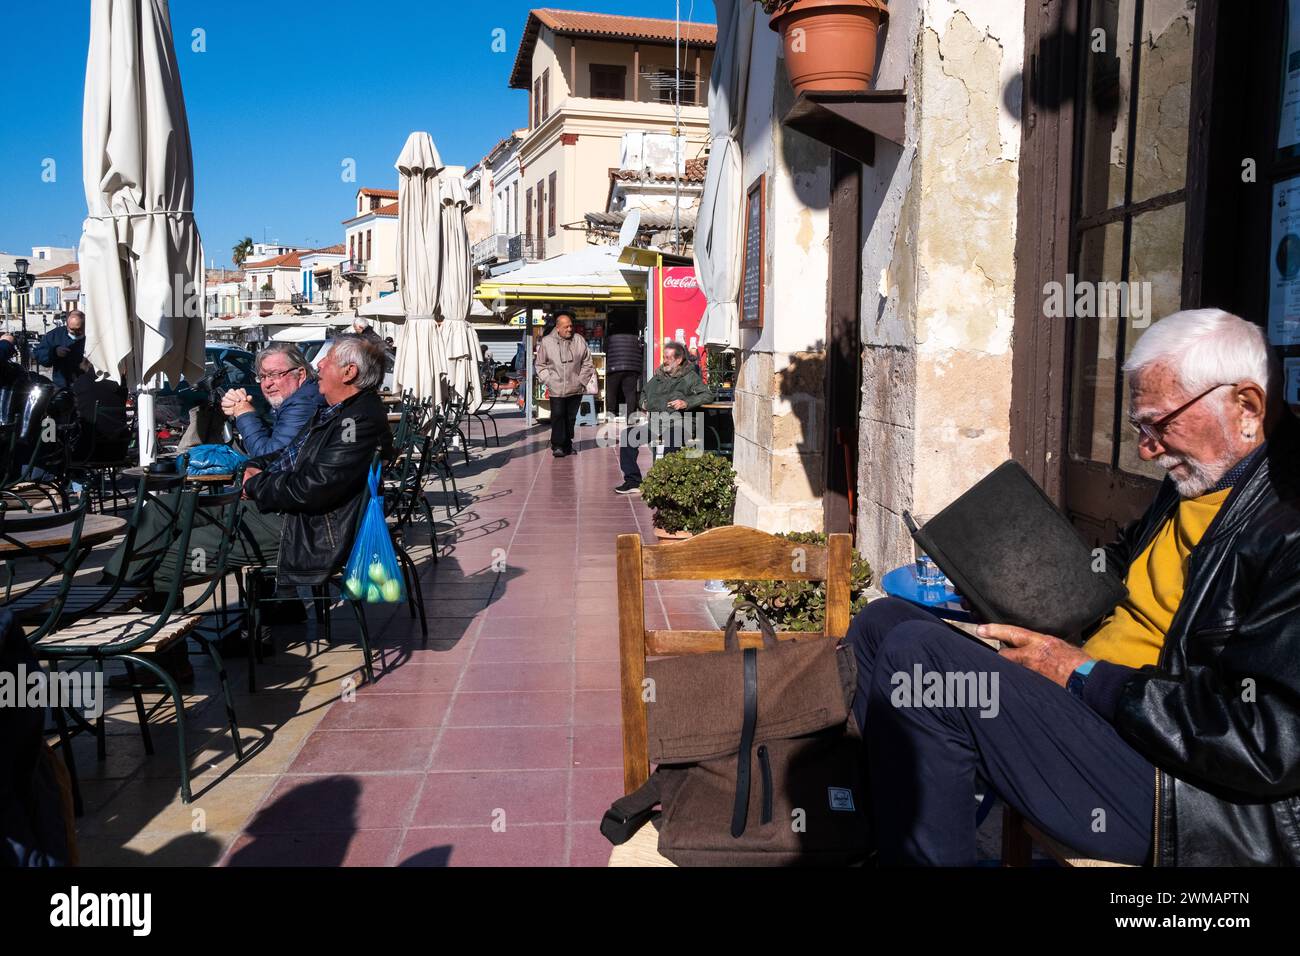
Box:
[1286,358,1300,407]
[651,266,707,374]
[1280,1,1300,151]
[1268,176,1300,346]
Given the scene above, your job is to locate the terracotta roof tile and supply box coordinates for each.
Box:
[358,188,397,198]
[610,155,708,184]
[34,262,80,279]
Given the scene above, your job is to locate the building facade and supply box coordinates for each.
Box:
[724,0,1289,581]
[508,9,717,261]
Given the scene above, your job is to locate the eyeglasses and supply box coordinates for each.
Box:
[1128,382,1237,445]
[254,367,303,384]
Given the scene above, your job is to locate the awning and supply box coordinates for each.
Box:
[475,244,649,303]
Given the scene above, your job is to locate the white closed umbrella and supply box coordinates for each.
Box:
[435,173,480,407]
[80,0,207,465]
[693,0,755,349]
[392,131,446,405]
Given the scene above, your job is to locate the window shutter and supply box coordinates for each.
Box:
[548,171,557,237]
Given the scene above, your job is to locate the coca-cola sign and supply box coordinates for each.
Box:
[661,274,699,291]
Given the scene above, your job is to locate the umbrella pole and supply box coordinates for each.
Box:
[137,381,157,466]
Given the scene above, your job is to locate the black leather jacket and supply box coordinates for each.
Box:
[1101,413,1300,865]
[244,389,392,587]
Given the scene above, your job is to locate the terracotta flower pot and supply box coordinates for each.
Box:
[654,527,695,541]
[769,0,888,95]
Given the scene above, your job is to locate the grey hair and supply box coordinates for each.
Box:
[256,342,315,381]
[1123,309,1278,401]
[663,340,687,362]
[329,333,386,390]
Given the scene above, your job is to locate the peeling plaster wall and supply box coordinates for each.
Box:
[731,18,832,534]
[857,0,1025,574]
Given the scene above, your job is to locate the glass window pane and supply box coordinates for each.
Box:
[1130,1,1198,204]
[1069,222,1127,463]
[1117,200,1187,477]
[1078,0,1137,219]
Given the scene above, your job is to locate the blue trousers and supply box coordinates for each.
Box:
[849,599,1154,865]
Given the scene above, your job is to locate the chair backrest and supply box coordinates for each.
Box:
[615,525,853,793]
[0,494,91,644]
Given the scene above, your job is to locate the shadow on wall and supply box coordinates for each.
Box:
[773,345,826,499]
[775,57,834,211]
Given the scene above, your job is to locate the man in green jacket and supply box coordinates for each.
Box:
[616,340,713,494]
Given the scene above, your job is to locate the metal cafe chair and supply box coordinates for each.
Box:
[1,471,160,627]
[34,484,249,805]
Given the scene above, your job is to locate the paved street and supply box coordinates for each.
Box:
[70,410,719,866]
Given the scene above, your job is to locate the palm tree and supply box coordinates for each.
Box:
[232,236,254,268]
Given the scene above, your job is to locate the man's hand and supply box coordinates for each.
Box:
[241,465,261,500]
[0,333,14,345]
[668,399,687,411]
[979,623,1092,688]
[56,346,70,358]
[222,388,254,418]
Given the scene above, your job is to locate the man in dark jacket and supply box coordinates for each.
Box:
[107,335,390,591]
[848,309,1300,866]
[614,340,712,494]
[242,334,392,586]
[33,310,86,389]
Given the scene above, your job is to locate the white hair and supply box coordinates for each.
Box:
[1123,309,1277,401]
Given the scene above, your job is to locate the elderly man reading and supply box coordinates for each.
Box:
[849,309,1300,866]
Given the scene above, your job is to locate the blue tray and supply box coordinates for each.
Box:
[880,565,973,623]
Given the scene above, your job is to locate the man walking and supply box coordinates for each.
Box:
[535,311,595,458]
[34,310,87,389]
[615,340,712,494]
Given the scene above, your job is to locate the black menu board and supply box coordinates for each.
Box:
[741,174,765,329]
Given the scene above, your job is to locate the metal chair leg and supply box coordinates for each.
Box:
[50,695,84,818]
[201,639,244,760]
[126,654,192,804]
[123,660,154,755]
[344,598,377,685]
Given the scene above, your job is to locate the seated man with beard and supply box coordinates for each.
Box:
[221,343,325,457]
[105,334,391,682]
[848,309,1300,866]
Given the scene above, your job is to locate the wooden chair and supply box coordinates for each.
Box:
[1001,806,1134,868]
[611,526,853,865]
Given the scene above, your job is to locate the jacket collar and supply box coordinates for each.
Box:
[1198,411,1300,546]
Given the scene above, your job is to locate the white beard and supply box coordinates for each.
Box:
[1156,446,1241,498]
[267,394,285,411]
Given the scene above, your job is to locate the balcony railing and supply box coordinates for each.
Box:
[515,237,545,261]
[472,233,520,266]
[340,258,368,277]
[239,288,278,303]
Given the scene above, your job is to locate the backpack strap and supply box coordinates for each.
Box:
[730,647,759,838]
[600,774,663,846]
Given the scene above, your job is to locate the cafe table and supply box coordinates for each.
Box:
[0,513,126,556]
[120,467,235,489]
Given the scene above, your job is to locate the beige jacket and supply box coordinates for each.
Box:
[535,330,596,398]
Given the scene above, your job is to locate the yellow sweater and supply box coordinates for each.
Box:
[1083,488,1231,668]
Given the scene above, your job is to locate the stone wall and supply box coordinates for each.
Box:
[856,0,1025,574]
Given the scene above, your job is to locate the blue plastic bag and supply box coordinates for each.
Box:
[186,443,248,476]
[341,463,406,604]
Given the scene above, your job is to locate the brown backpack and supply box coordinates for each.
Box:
[601,602,872,866]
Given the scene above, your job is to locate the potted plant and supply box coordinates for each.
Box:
[640,450,737,539]
[762,0,889,95]
[725,531,874,631]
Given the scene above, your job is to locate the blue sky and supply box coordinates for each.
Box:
[0,0,715,267]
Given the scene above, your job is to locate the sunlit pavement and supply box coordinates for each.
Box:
[67,409,719,866]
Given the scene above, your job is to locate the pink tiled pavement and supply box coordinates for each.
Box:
[221,412,718,867]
